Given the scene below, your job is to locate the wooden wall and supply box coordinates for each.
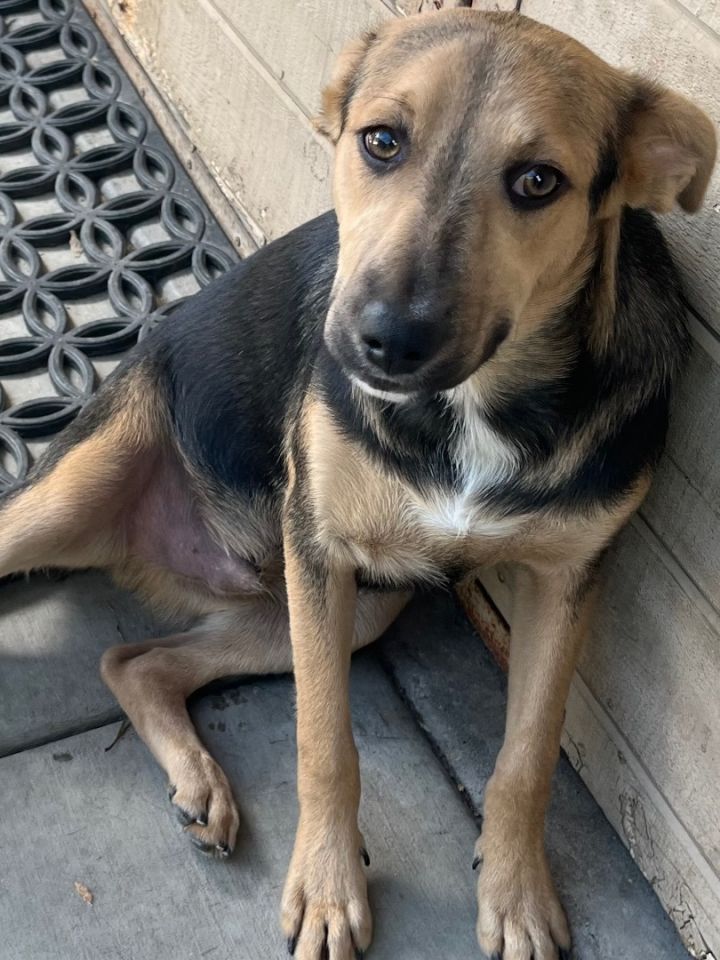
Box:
[85,1,720,955]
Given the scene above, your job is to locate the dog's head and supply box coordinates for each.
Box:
[317,10,715,398]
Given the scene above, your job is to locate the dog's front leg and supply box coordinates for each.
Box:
[281,494,370,960]
[475,562,595,960]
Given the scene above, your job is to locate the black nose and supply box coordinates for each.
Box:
[359,300,442,377]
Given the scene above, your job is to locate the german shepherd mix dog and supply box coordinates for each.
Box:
[0,8,715,959]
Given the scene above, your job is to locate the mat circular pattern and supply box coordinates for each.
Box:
[0,0,237,495]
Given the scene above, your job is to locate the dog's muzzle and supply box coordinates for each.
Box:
[326,297,457,395]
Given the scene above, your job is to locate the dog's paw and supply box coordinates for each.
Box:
[474,834,571,960]
[281,821,371,960]
[167,750,239,857]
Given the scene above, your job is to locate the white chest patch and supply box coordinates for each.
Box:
[414,381,522,538]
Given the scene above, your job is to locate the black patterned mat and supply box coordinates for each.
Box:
[0,0,239,495]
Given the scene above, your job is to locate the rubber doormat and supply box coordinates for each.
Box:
[0,0,239,496]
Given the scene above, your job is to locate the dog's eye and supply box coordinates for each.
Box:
[507,164,565,207]
[363,127,402,163]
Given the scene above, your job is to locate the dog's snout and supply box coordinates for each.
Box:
[359,300,441,377]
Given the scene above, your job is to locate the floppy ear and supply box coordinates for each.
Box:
[620,80,717,213]
[314,31,377,142]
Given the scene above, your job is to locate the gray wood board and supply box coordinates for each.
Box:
[0,571,159,757]
[0,654,480,960]
[584,521,720,874]
[377,590,690,960]
[642,344,720,616]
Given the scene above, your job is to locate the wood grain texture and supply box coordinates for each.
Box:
[562,674,720,960]
[642,344,720,616]
[587,522,720,876]
[210,0,385,121]
[102,0,335,242]
[684,0,720,35]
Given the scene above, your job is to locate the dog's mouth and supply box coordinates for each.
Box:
[349,374,417,404]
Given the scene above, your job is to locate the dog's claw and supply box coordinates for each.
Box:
[189,835,214,854]
[490,954,502,960]
[287,934,298,956]
[189,836,211,852]
[559,949,573,960]
[360,846,370,867]
[171,795,208,829]
[355,950,365,960]
[167,784,177,801]
[216,841,231,858]
[174,806,195,827]
[472,854,481,871]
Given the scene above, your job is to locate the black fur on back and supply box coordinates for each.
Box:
[151,212,338,496]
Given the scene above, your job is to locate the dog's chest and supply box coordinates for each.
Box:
[351,399,526,580]
[412,386,521,540]
[314,385,533,581]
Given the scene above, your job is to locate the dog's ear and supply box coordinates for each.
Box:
[315,31,377,142]
[619,80,717,213]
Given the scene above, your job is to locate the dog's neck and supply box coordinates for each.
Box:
[318,207,688,512]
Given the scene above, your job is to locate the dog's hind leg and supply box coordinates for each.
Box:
[0,367,162,580]
[100,589,410,856]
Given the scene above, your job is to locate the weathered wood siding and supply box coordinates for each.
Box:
[85,1,720,955]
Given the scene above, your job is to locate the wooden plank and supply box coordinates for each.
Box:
[99,0,334,242]
[637,343,720,616]
[0,571,158,757]
[380,590,698,959]
[642,459,720,616]
[208,0,517,123]
[85,0,262,254]
[585,522,720,873]
[563,673,720,960]
[686,0,720,35]
[0,655,482,960]
[209,0,386,122]
[520,0,720,341]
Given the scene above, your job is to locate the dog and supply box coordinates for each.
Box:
[0,8,715,960]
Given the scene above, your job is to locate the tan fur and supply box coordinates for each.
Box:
[324,13,715,391]
[101,590,409,857]
[1,10,715,960]
[284,13,712,959]
[0,366,162,578]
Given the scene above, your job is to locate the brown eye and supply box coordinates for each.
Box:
[508,164,564,207]
[363,127,402,163]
